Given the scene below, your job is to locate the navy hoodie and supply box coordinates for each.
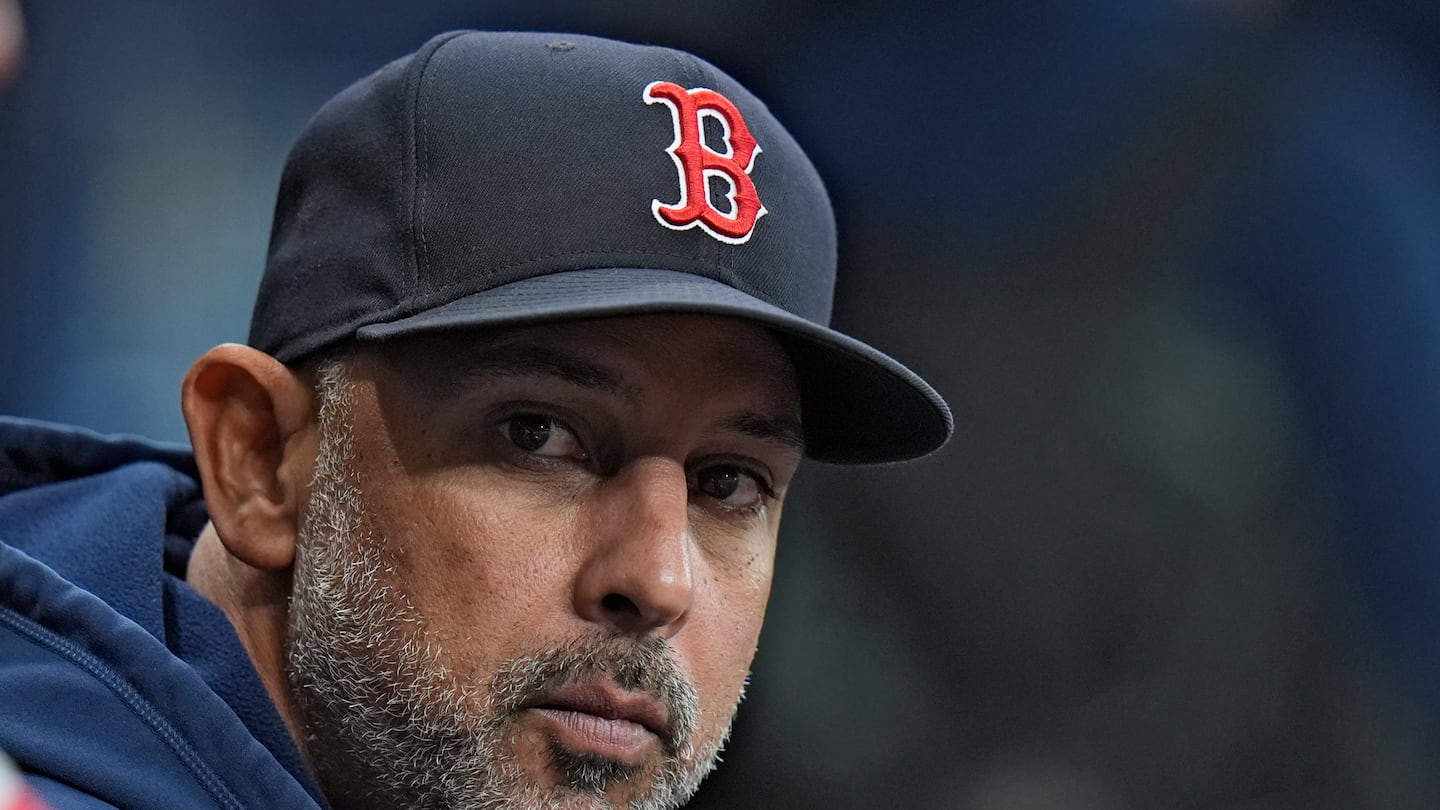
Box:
[0,417,326,809]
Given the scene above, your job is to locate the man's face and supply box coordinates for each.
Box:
[284,313,803,809]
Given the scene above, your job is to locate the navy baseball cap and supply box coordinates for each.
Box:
[249,30,951,463]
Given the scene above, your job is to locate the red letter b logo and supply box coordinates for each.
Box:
[645,81,767,244]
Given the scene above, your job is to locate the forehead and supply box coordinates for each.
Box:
[364,313,801,409]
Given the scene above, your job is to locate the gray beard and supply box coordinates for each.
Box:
[283,361,730,809]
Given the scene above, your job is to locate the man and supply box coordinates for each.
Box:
[0,30,949,809]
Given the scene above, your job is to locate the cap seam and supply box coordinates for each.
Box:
[408,32,468,314]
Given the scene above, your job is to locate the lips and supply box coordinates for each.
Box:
[523,681,671,761]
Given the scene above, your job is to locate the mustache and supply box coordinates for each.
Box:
[491,633,700,757]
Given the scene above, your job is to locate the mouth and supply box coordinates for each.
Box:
[522,681,671,763]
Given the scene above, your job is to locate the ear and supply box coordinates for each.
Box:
[181,343,316,571]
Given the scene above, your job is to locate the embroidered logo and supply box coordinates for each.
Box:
[644,81,767,244]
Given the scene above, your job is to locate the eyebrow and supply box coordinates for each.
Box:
[717,412,806,452]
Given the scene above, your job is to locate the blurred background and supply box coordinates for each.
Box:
[4,1,1440,807]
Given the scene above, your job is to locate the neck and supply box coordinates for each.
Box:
[187,522,307,751]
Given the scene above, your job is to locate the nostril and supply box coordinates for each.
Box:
[601,592,639,618]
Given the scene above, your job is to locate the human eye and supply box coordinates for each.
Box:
[691,462,775,512]
[497,412,588,461]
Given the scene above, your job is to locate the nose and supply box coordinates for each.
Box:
[573,456,694,638]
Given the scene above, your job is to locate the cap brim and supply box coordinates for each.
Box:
[357,268,952,463]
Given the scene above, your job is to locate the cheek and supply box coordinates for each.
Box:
[365,472,582,652]
[684,554,775,729]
